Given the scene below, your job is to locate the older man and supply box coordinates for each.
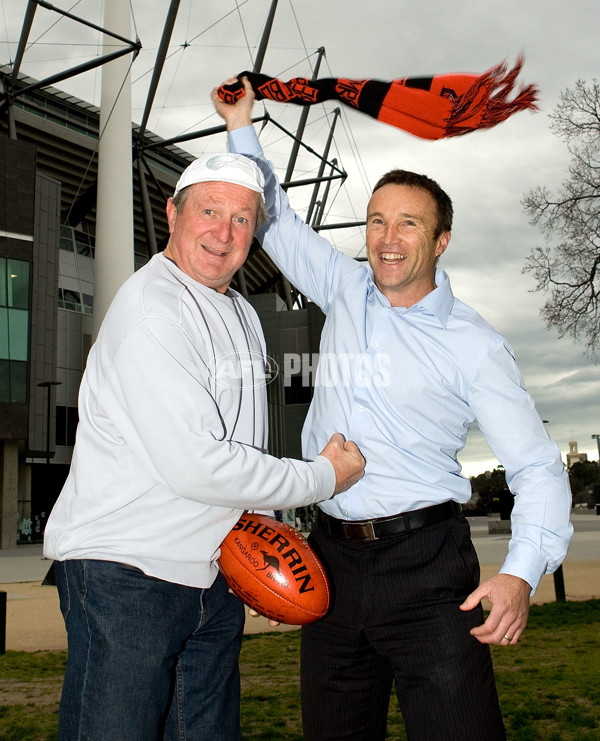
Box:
[44,152,364,740]
[214,79,573,741]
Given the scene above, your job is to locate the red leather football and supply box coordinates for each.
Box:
[218,512,330,625]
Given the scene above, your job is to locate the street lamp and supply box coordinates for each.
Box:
[544,419,566,602]
[37,381,61,466]
[37,381,61,581]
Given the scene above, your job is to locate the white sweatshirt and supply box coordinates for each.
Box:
[44,254,335,587]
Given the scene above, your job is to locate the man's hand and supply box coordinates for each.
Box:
[460,573,531,646]
[227,591,280,627]
[211,76,254,131]
[248,608,280,627]
[319,433,365,495]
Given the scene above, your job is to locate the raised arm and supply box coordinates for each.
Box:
[212,77,360,313]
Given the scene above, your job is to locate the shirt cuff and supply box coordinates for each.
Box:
[499,541,548,594]
[228,126,262,155]
[312,455,336,502]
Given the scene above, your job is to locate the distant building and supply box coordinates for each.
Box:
[566,441,588,470]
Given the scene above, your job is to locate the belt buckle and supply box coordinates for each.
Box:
[342,520,377,541]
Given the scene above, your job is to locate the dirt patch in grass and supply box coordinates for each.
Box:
[1,677,63,706]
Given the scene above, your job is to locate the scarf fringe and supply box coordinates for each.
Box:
[445,57,539,137]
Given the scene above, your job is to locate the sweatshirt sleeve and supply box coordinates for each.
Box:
[87,315,336,511]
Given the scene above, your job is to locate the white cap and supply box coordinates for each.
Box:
[173,153,264,197]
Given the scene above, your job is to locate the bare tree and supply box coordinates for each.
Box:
[522,79,600,360]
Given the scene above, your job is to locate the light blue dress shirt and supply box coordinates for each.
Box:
[229,126,573,591]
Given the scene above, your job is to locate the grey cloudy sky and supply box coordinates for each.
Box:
[2,0,600,476]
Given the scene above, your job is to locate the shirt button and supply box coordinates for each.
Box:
[358,405,364,412]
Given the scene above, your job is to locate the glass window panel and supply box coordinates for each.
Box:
[60,234,75,252]
[7,259,30,308]
[0,309,29,361]
[75,240,91,257]
[0,358,9,401]
[0,259,6,307]
[9,360,27,403]
[74,231,93,256]
[81,293,93,314]
[83,333,92,361]
[67,406,79,446]
[8,309,29,360]
[0,359,27,403]
[56,405,79,446]
[0,308,8,359]
[61,289,82,312]
[73,230,88,244]
[55,405,67,446]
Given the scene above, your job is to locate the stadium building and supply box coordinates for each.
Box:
[0,64,326,548]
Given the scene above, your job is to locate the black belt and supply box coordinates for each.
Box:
[317,501,462,541]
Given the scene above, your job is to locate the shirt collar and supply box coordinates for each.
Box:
[419,269,454,327]
[365,266,454,328]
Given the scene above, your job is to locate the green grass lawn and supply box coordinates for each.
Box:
[1,599,599,740]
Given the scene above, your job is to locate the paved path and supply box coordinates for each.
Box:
[1,513,598,651]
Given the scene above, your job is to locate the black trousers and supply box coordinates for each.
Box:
[301,514,506,741]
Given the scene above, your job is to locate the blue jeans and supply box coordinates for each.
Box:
[54,559,245,740]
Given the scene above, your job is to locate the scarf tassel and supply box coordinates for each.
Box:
[446,57,539,137]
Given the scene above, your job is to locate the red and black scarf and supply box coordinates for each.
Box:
[218,58,538,141]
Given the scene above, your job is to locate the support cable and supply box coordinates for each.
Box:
[135,0,182,256]
[64,52,138,227]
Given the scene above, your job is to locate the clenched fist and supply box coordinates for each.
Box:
[319,433,365,495]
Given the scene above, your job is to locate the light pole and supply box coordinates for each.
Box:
[544,420,566,602]
[37,381,61,585]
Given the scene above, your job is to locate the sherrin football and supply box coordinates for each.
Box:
[218,512,330,625]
